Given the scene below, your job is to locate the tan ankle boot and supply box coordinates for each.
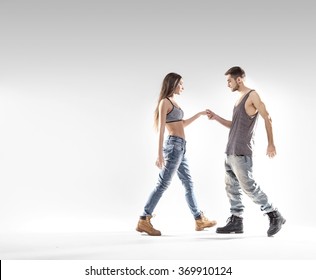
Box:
[195,212,217,231]
[136,216,161,236]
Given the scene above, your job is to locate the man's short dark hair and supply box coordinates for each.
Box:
[225,66,246,79]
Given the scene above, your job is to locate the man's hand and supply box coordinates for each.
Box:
[267,144,276,158]
[206,109,216,120]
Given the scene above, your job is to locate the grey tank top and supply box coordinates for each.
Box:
[225,90,259,156]
[166,98,184,123]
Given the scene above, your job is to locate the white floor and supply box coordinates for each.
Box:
[1,224,315,260]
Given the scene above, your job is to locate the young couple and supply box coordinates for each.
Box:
[136,66,286,237]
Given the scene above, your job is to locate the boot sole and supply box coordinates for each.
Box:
[216,230,244,234]
[136,227,161,236]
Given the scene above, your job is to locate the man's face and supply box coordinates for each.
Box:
[226,75,239,92]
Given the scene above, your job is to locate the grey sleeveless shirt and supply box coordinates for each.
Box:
[225,90,259,156]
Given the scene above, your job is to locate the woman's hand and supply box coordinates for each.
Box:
[155,155,165,169]
[199,110,208,116]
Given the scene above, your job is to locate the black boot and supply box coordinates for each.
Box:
[267,210,286,237]
[216,215,243,234]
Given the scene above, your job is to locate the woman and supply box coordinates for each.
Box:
[136,72,216,236]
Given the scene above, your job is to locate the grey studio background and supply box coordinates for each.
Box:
[0,0,316,260]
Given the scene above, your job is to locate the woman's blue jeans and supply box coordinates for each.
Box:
[143,135,201,219]
[225,155,274,216]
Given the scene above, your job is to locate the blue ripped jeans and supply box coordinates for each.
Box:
[225,155,275,216]
[143,135,201,219]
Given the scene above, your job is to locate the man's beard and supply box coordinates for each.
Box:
[232,84,239,92]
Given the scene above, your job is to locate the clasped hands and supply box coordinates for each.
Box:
[205,109,216,120]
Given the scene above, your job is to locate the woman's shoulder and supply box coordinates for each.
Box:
[160,98,172,106]
[159,98,173,112]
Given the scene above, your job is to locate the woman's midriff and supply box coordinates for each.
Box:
[166,121,185,139]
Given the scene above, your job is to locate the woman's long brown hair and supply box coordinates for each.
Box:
[154,72,182,130]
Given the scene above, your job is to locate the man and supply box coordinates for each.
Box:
[207,66,285,237]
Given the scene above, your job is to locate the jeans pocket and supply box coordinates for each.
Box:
[173,143,183,152]
[163,144,173,153]
[163,143,183,161]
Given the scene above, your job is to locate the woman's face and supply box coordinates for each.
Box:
[174,78,184,95]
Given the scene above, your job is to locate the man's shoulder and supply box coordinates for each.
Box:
[249,90,260,100]
[249,89,259,95]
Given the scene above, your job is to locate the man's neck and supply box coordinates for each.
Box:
[238,85,251,95]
